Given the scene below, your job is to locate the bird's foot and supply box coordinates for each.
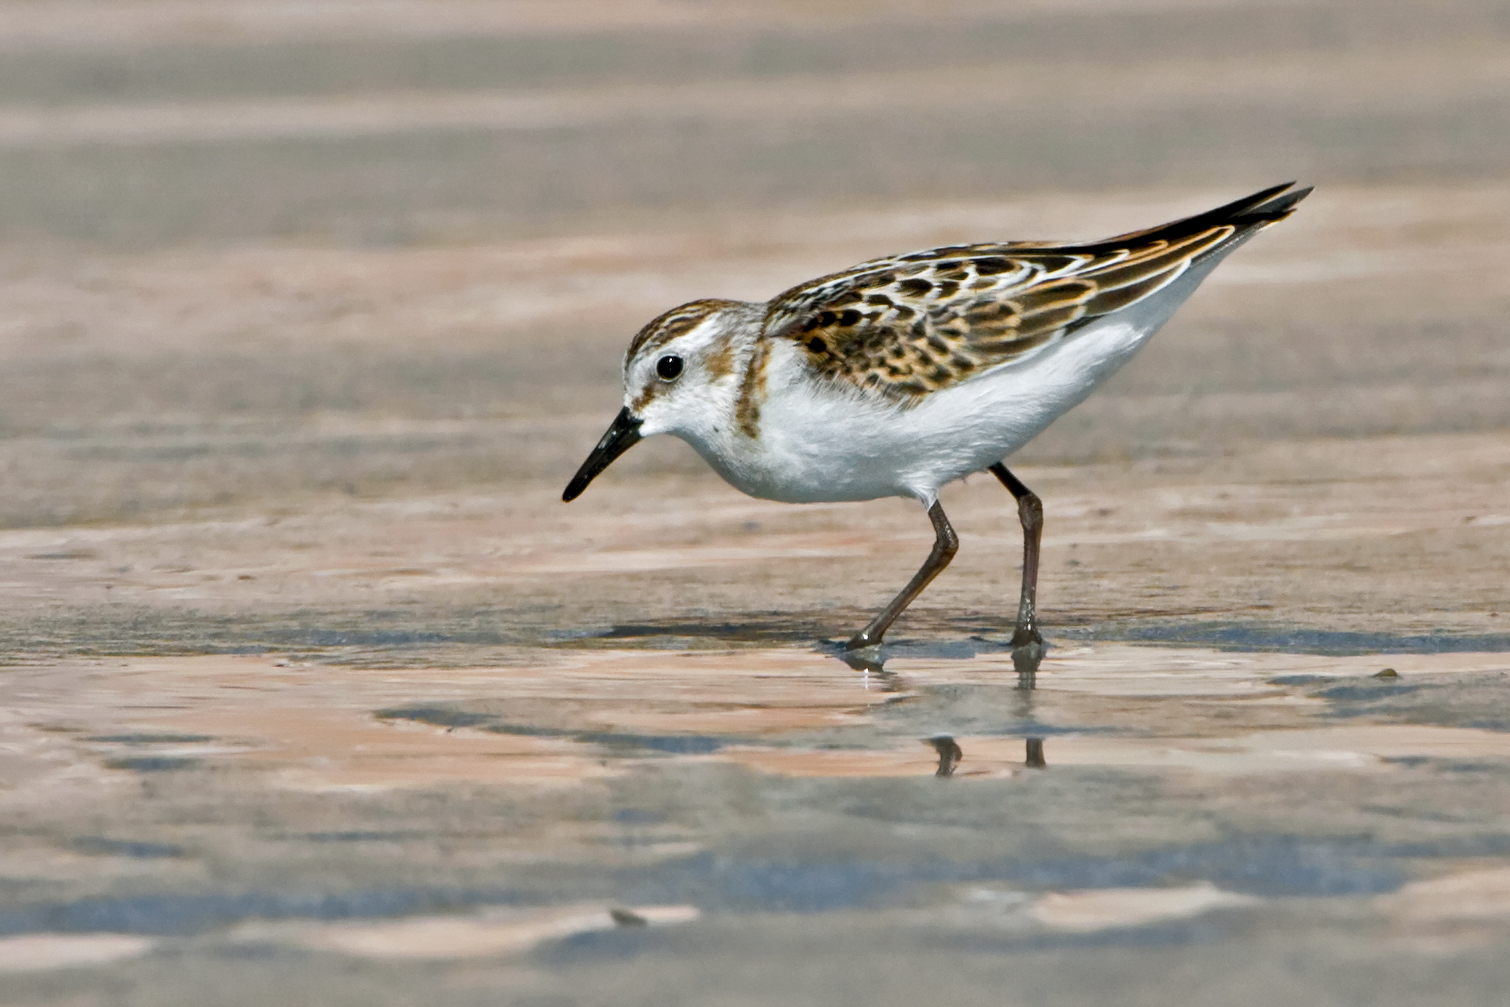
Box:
[1009,622,1043,649]
[845,628,883,653]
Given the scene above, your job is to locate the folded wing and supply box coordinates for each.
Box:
[762,182,1310,403]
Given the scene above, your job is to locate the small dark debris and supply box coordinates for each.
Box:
[609,908,648,927]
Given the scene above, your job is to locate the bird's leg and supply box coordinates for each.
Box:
[989,463,1044,649]
[846,500,958,651]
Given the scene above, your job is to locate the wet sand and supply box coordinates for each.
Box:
[1,1,1509,1004]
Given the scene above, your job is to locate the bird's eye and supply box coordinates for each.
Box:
[656,355,683,381]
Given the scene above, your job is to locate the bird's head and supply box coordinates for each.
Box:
[562,298,759,501]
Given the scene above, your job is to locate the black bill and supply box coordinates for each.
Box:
[562,407,644,502]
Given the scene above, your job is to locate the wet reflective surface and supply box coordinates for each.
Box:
[5,641,1510,1003]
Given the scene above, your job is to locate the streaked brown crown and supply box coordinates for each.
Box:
[625,298,742,367]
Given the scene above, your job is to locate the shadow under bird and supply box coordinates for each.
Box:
[564,183,1311,652]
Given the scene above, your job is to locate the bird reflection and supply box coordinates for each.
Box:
[833,640,1048,776]
[1014,640,1046,768]
[926,735,963,777]
[1012,639,1043,689]
[925,735,1044,775]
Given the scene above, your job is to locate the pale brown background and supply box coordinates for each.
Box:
[0,2,1508,1004]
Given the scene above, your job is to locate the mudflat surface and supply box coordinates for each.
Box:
[1,2,1508,1005]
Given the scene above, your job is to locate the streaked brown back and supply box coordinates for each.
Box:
[762,182,1309,402]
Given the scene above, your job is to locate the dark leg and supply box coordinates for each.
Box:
[989,463,1044,648]
[846,500,958,651]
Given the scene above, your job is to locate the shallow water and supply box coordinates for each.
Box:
[5,641,1510,1004]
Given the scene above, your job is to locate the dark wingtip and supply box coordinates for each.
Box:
[1247,181,1313,221]
[1201,180,1312,227]
[1070,181,1312,255]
